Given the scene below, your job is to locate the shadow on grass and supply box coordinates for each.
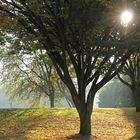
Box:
[122,108,140,139]
[0,108,80,140]
[1,108,139,139]
[65,134,99,140]
[0,109,45,139]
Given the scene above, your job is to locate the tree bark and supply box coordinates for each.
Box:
[135,92,140,112]
[132,85,140,112]
[49,93,55,108]
[79,110,92,135]
[50,97,54,108]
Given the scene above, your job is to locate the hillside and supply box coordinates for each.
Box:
[0,108,139,140]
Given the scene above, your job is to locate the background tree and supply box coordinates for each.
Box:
[118,53,140,112]
[98,78,135,108]
[0,47,72,108]
[0,0,139,135]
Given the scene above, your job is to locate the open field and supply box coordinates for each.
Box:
[0,108,139,140]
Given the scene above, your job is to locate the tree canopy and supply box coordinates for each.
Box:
[118,53,140,111]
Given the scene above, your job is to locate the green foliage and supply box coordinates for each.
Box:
[0,45,73,107]
[0,48,48,106]
[98,79,135,108]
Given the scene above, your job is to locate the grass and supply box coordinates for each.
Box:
[0,108,139,139]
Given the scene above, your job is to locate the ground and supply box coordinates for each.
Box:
[0,108,139,140]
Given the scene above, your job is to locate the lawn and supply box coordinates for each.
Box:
[0,108,139,140]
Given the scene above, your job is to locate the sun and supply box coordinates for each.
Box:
[121,10,133,26]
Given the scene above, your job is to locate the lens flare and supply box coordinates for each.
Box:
[121,10,133,26]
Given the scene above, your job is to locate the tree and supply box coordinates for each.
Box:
[0,0,138,135]
[118,53,140,112]
[98,79,135,108]
[1,49,51,107]
[1,47,72,108]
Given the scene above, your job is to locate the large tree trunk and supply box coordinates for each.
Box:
[54,72,95,135]
[132,85,140,112]
[70,89,95,135]
[135,92,140,112]
[70,95,93,135]
[77,96,94,135]
[79,109,92,135]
